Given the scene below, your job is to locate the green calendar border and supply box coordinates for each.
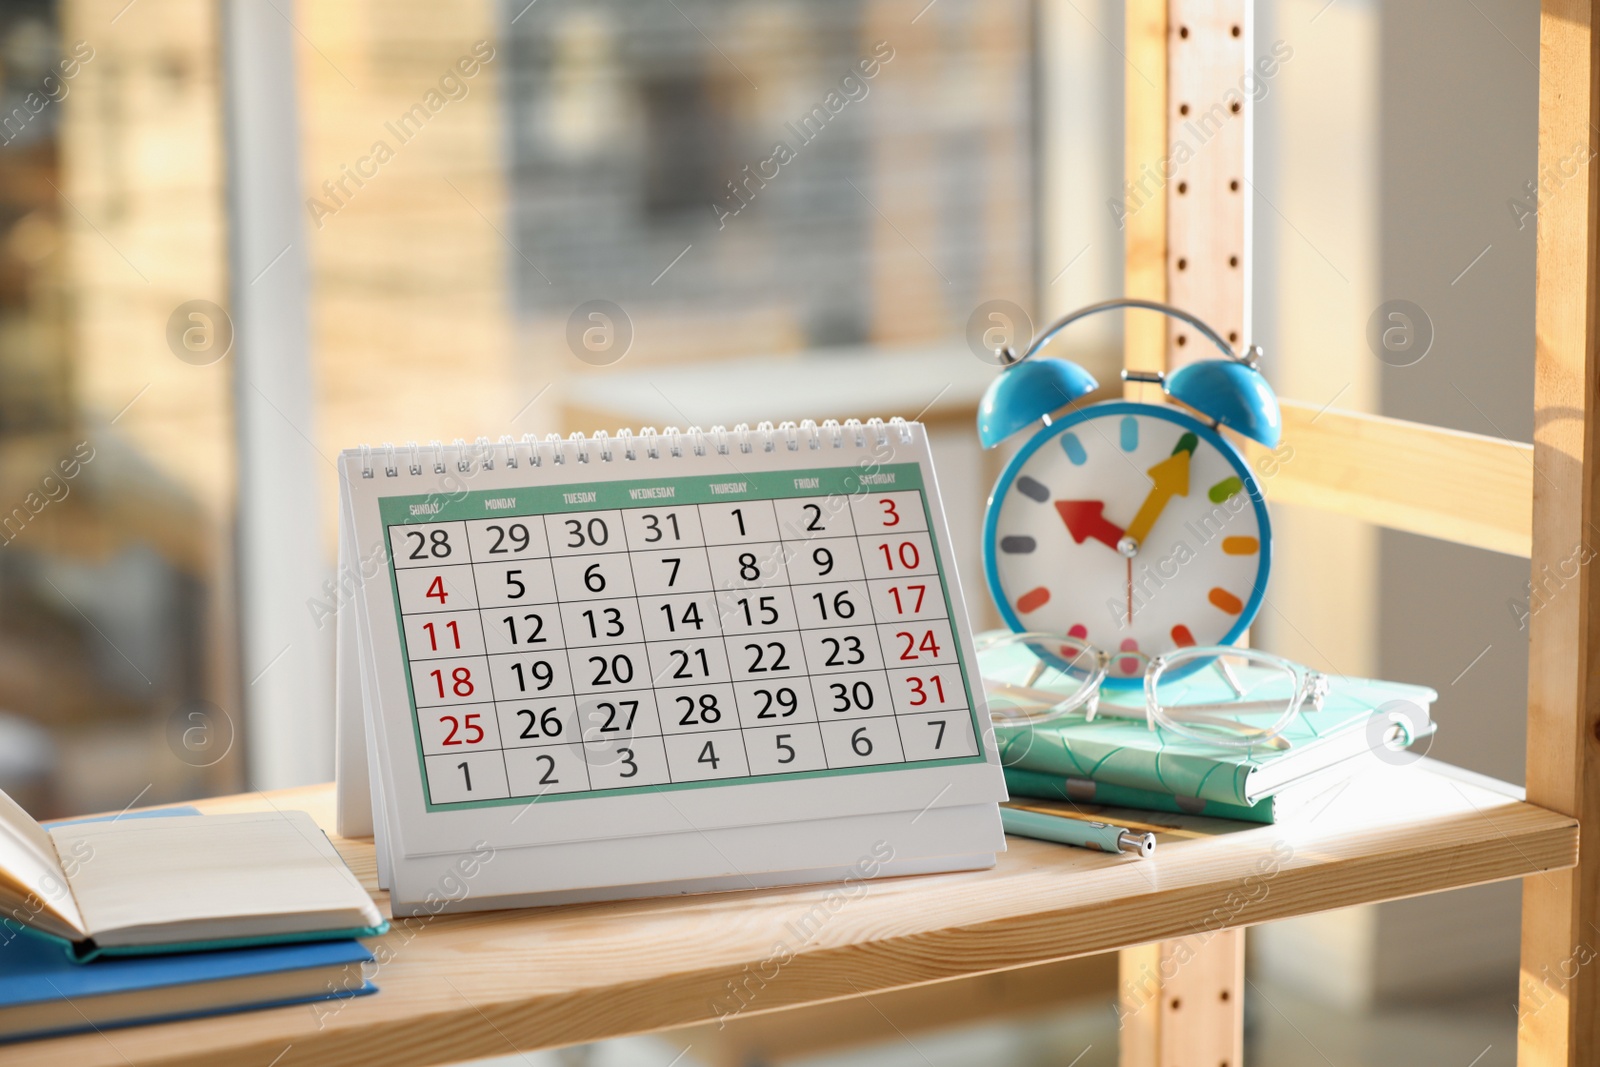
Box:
[379,462,988,813]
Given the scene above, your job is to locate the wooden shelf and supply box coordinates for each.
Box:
[16,761,1575,1067]
[1243,399,1534,559]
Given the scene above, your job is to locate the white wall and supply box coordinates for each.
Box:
[1250,0,1538,1007]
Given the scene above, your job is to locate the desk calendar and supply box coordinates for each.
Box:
[336,420,1007,913]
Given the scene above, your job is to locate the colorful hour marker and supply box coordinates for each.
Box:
[1068,623,1088,639]
[1120,416,1139,452]
[1170,624,1196,647]
[1000,535,1036,554]
[1222,536,1259,555]
[1016,586,1051,613]
[1208,587,1243,614]
[1208,476,1243,504]
[1016,476,1051,503]
[1117,637,1142,675]
[1061,432,1088,465]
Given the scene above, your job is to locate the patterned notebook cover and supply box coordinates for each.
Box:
[994,662,1437,806]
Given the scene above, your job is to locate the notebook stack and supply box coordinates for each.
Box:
[997,668,1438,824]
[0,795,386,1043]
[0,933,376,1043]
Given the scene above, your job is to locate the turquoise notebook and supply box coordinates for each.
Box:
[1002,767,1275,823]
[996,671,1436,807]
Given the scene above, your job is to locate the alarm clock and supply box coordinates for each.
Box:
[977,299,1283,687]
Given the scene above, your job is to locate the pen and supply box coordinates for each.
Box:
[1000,804,1156,858]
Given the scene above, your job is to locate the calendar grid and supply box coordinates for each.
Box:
[615,546,673,788]
[836,517,909,763]
[382,463,987,812]
[534,512,587,797]
[459,543,519,798]
[509,516,560,800]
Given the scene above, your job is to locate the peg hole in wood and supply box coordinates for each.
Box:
[1229,179,1240,192]
[1220,989,1231,1002]
[1179,103,1190,117]
[1228,331,1239,343]
[1228,255,1238,267]
[1176,257,1188,271]
[1231,24,1241,37]
[1176,334,1188,347]
[1230,101,1242,114]
[1179,25,1189,38]
[1178,181,1189,195]
[1170,997,1182,1010]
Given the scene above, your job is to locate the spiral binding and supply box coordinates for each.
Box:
[355,418,917,478]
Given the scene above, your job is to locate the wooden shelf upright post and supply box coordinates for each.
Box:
[1521,2,1600,1063]
[1119,2,1252,1063]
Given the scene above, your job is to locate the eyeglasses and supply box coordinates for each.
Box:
[976,631,1330,749]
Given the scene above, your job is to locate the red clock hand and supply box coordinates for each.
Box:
[1055,500,1126,551]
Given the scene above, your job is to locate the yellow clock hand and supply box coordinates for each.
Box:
[1122,448,1191,550]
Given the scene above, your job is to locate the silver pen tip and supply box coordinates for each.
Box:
[1118,831,1156,858]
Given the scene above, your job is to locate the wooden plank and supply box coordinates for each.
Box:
[1521,3,1600,1063]
[1125,6,1250,1063]
[1122,0,1168,403]
[674,954,1117,1067]
[1117,930,1243,1067]
[9,767,1572,1067]
[1242,399,1535,558]
[1164,0,1250,368]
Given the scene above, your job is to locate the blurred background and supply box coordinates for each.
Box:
[0,0,1535,1063]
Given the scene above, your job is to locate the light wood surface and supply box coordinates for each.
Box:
[1163,0,1250,369]
[675,953,1117,1067]
[1122,0,1169,405]
[9,763,1572,1067]
[1118,930,1243,1067]
[1244,398,1535,558]
[1124,6,1252,1063]
[1520,2,1600,1063]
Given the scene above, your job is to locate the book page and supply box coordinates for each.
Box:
[0,788,84,940]
[49,810,382,948]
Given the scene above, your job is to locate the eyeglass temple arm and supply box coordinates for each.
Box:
[1215,658,1248,698]
[983,679,1099,712]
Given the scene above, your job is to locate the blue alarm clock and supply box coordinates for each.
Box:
[977,299,1283,687]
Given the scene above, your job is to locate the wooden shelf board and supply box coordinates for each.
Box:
[17,761,1574,1067]
[669,952,1119,1067]
[1244,399,1534,558]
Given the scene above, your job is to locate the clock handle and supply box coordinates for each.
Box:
[1011,298,1242,366]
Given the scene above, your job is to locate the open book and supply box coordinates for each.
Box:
[0,791,385,961]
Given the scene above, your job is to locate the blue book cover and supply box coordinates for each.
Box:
[0,930,375,1043]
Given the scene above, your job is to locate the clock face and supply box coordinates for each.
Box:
[984,402,1270,687]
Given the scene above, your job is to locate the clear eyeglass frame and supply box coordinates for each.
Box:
[975,630,1330,749]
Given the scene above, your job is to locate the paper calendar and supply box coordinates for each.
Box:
[336,419,1007,914]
